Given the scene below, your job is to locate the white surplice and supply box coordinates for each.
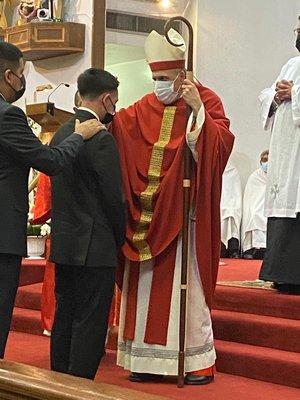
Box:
[259,56,300,218]
[242,168,267,252]
[220,164,242,246]
[117,105,216,375]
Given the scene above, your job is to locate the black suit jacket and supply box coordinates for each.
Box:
[0,97,84,256]
[50,109,125,267]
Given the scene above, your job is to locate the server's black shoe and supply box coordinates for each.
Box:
[272,282,300,295]
[129,372,164,382]
[229,251,240,259]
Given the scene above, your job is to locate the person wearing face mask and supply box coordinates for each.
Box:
[49,68,126,379]
[112,29,234,385]
[0,42,102,359]
[258,16,300,294]
[241,150,269,260]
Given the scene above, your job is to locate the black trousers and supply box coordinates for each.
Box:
[50,264,116,380]
[259,215,300,284]
[0,254,22,358]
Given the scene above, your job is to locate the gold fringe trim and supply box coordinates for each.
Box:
[132,107,176,261]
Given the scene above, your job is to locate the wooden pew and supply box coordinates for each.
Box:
[0,360,168,400]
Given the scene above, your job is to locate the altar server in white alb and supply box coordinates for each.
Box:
[258,17,300,294]
[220,163,242,258]
[242,151,268,259]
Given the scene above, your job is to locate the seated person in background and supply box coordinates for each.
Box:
[220,162,242,258]
[241,150,268,259]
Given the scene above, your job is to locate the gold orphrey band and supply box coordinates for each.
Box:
[132,106,177,261]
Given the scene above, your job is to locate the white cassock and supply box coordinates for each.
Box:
[220,164,242,247]
[259,56,300,218]
[117,106,216,375]
[241,168,267,252]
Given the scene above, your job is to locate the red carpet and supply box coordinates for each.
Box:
[5,332,300,400]
[214,259,300,388]
[19,259,45,286]
[217,258,263,281]
[12,259,300,390]
[213,309,300,352]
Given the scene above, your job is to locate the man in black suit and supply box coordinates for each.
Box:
[0,43,103,358]
[50,68,126,380]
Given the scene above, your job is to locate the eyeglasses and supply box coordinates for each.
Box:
[293,28,300,36]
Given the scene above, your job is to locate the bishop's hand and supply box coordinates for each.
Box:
[181,79,202,116]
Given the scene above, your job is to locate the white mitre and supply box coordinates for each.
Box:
[144,29,186,71]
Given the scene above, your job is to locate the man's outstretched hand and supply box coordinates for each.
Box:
[75,119,106,140]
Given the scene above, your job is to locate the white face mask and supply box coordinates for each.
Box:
[261,161,268,173]
[154,75,181,105]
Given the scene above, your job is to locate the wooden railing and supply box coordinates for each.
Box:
[0,360,168,400]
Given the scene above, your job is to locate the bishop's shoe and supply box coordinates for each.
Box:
[184,366,214,385]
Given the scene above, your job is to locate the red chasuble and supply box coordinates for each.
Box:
[32,173,52,224]
[112,85,234,345]
[32,173,55,331]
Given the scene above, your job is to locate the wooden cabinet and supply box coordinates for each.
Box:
[5,22,85,61]
[26,102,73,134]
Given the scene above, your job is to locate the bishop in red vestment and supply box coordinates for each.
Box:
[113,29,234,385]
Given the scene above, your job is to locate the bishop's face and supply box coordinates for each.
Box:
[152,69,185,92]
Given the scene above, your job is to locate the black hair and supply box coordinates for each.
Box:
[0,42,23,78]
[260,149,269,159]
[77,68,119,100]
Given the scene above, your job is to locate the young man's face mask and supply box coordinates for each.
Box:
[102,95,116,124]
[7,71,26,102]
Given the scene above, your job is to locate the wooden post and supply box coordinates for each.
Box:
[92,0,106,68]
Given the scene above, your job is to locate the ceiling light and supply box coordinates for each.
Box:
[160,0,172,9]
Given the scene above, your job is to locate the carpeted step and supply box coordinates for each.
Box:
[215,339,300,388]
[212,309,300,353]
[15,283,42,311]
[213,285,300,320]
[6,333,300,400]
[19,259,45,287]
[11,308,42,336]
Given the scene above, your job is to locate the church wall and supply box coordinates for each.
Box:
[106,58,153,110]
[195,0,300,185]
[17,1,93,113]
[12,0,299,186]
[105,0,198,122]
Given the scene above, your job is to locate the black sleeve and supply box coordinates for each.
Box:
[0,106,83,176]
[90,132,126,247]
[268,100,279,118]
